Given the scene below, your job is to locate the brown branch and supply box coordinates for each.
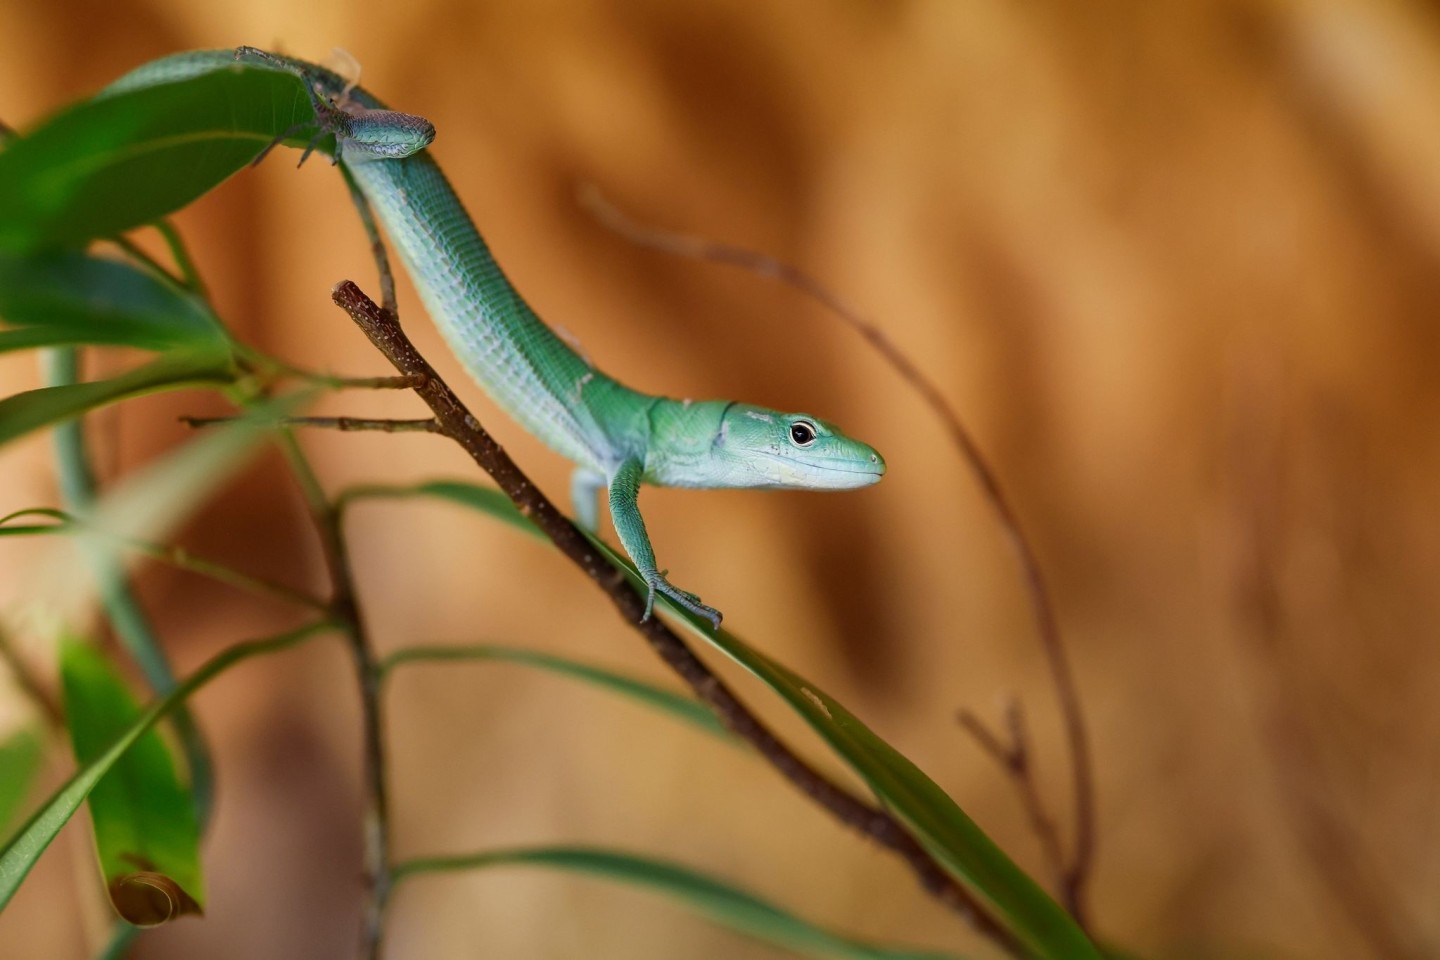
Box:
[274,430,391,960]
[329,278,1023,956]
[182,415,440,434]
[958,701,1067,898]
[580,186,1095,923]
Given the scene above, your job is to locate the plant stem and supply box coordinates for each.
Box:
[44,347,217,825]
[274,431,391,960]
[957,702,1066,898]
[183,415,439,434]
[0,507,327,611]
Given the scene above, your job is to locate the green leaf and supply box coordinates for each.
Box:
[393,845,966,960]
[18,394,308,649]
[59,637,203,925]
[381,644,731,740]
[367,481,1100,959]
[0,348,234,449]
[0,728,44,840]
[0,64,314,251]
[0,250,228,354]
[0,621,334,915]
[48,346,215,831]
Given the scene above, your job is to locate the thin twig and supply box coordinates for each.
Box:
[0,508,327,611]
[958,701,1067,896]
[305,374,428,391]
[275,432,390,960]
[581,186,1095,922]
[182,415,440,434]
[329,279,1022,955]
[341,165,398,316]
[232,344,429,391]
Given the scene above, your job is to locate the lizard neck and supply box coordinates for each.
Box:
[642,399,734,487]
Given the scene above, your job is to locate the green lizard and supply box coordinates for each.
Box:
[108,47,886,628]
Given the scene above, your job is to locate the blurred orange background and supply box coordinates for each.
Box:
[3,1,1439,958]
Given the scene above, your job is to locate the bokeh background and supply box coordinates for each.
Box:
[3,1,1439,957]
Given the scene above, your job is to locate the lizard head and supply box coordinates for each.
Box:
[711,403,885,490]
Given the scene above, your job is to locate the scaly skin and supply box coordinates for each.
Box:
[107,48,886,626]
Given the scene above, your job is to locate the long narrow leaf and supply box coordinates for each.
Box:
[0,250,228,354]
[393,845,966,960]
[0,728,44,840]
[48,347,215,827]
[0,621,335,914]
[21,392,308,632]
[367,480,1099,958]
[60,637,203,925]
[382,644,731,740]
[0,348,234,449]
[0,66,313,251]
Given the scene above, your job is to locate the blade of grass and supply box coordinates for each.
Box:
[0,507,324,611]
[392,845,968,960]
[0,348,234,449]
[0,728,44,842]
[379,644,730,740]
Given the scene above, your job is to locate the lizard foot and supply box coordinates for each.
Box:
[643,572,723,630]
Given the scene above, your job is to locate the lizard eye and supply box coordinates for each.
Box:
[788,420,817,446]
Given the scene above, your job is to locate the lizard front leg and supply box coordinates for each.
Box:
[607,458,722,628]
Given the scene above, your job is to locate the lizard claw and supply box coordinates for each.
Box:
[643,572,723,630]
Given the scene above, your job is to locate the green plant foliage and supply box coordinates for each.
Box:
[0,250,228,355]
[0,349,234,449]
[381,644,732,740]
[0,728,43,841]
[0,66,314,252]
[48,345,216,829]
[392,845,968,960]
[0,621,335,915]
[59,637,203,925]
[0,507,68,536]
[372,480,1100,960]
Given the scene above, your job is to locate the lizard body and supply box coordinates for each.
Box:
[109,48,886,626]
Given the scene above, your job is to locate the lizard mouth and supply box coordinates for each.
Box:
[759,450,885,488]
